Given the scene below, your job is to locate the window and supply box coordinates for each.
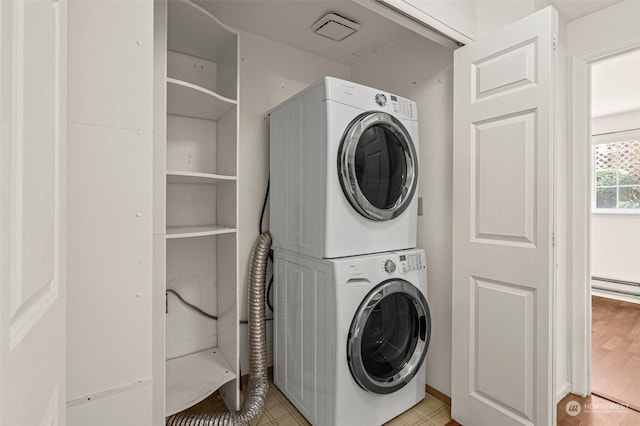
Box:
[593,138,640,210]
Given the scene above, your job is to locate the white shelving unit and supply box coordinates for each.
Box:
[166,170,236,185]
[154,0,240,418]
[166,225,237,239]
[165,349,236,416]
[167,78,236,121]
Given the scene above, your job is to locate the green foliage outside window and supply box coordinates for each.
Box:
[595,168,640,209]
[594,139,640,210]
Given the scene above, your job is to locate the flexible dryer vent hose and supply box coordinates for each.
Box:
[166,232,272,426]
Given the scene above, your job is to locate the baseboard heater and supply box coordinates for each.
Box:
[592,276,640,297]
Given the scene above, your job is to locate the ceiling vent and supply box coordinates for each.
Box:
[311,12,360,42]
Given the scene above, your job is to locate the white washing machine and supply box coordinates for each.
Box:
[269,76,420,259]
[274,248,431,426]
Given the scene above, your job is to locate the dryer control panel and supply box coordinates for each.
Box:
[324,77,417,121]
[388,94,415,118]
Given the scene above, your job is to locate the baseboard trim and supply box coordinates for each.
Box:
[426,384,451,406]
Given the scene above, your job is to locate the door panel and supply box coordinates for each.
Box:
[473,110,536,245]
[473,277,535,420]
[472,39,537,101]
[452,6,557,426]
[1,0,66,424]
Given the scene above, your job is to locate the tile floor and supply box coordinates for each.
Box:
[180,375,453,425]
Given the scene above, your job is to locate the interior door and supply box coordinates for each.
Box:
[0,0,67,425]
[452,6,557,426]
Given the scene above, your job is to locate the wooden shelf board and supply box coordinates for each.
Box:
[166,348,236,416]
[166,170,236,184]
[167,78,236,121]
[166,225,236,239]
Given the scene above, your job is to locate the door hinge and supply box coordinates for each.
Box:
[552,33,557,50]
[552,232,556,247]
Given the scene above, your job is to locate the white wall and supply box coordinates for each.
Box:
[236,31,351,373]
[591,215,640,282]
[592,109,640,135]
[590,118,640,288]
[66,1,153,423]
[589,23,640,286]
[474,0,542,39]
[567,0,640,56]
[351,33,454,396]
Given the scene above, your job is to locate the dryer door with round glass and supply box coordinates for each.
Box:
[338,111,418,221]
[347,279,430,394]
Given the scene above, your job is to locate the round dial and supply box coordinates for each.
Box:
[375,93,387,106]
[384,259,396,273]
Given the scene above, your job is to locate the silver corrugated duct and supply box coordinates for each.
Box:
[166,232,272,426]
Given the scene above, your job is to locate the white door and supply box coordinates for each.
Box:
[452,6,557,426]
[1,0,67,425]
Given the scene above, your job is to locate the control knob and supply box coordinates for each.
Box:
[383,259,396,273]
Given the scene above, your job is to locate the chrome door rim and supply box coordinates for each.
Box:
[347,279,431,394]
[338,111,418,221]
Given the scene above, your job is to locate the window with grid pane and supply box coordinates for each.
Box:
[594,139,640,209]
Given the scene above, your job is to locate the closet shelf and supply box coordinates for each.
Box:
[167,0,237,64]
[167,78,236,120]
[166,348,236,416]
[166,170,236,184]
[166,225,237,239]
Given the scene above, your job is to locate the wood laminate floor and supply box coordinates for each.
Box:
[591,295,640,411]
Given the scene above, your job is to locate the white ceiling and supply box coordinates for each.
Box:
[195,1,413,66]
[591,49,640,118]
[546,0,624,21]
[195,0,627,67]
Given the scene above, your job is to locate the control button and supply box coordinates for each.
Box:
[383,259,396,273]
[375,93,387,107]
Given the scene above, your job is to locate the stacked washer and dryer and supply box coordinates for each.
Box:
[269,77,431,426]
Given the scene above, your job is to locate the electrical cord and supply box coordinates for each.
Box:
[166,289,217,320]
[259,179,270,235]
[166,289,272,324]
[165,177,275,323]
[259,178,274,313]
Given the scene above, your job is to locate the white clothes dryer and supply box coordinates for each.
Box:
[274,248,431,426]
[269,77,420,259]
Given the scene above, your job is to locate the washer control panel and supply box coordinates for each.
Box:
[383,259,396,273]
[380,251,425,275]
[399,252,424,274]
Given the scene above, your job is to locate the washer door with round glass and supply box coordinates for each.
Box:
[347,279,431,394]
[338,111,418,221]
